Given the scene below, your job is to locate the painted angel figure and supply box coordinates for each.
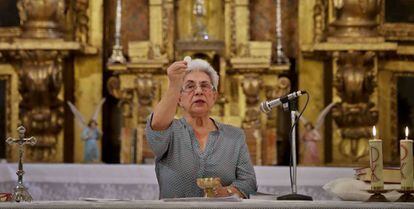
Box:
[296,102,336,164]
[67,98,106,163]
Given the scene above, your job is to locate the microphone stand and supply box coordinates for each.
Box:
[277,99,312,201]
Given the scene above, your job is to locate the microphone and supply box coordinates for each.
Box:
[260,90,307,113]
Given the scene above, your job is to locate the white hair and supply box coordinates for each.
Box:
[186,59,219,90]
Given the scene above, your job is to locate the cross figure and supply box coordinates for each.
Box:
[6,126,36,202]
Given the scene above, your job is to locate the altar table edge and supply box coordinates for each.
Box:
[0,200,413,209]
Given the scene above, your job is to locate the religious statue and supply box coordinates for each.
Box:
[297,103,336,164]
[67,98,106,163]
[192,0,209,40]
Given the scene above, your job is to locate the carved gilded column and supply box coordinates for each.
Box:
[241,73,263,165]
[136,74,155,124]
[242,74,262,128]
[135,74,156,163]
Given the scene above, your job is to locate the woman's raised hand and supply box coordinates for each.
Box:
[151,59,190,130]
[166,61,187,89]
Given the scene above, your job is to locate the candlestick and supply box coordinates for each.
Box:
[369,126,384,190]
[273,0,289,64]
[108,0,126,64]
[400,127,413,190]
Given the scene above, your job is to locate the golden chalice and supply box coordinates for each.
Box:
[196,177,222,197]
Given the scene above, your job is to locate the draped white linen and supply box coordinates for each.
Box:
[0,163,354,201]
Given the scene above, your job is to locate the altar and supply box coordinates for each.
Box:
[0,199,413,209]
[0,163,355,201]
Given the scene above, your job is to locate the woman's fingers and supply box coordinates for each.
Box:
[168,61,187,73]
[166,61,188,88]
[213,187,232,197]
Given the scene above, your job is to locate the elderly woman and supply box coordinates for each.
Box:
[145,58,257,199]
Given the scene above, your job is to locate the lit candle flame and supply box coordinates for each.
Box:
[372,126,377,138]
[405,126,409,139]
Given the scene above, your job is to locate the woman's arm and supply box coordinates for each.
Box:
[230,134,258,198]
[151,61,187,131]
[213,134,257,198]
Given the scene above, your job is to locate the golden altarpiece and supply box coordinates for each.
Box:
[0,0,290,164]
[0,0,413,166]
[300,0,414,166]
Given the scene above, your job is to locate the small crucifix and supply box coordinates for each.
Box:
[6,126,36,202]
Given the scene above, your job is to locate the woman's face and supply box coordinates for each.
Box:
[179,71,217,117]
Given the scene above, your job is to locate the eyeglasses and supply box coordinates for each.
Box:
[182,81,215,93]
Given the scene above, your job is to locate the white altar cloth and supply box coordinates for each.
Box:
[0,200,413,209]
[0,163,354,201]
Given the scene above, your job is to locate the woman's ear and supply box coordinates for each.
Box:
[178,97,182,107]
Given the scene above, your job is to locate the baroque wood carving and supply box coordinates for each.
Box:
[0,0,91,162]
[332,51,378,140]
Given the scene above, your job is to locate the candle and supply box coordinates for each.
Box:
[400,126,413,190]
[369,126,384,190]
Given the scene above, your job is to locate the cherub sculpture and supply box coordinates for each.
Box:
[296,102,336,164]
[67,98,106,163]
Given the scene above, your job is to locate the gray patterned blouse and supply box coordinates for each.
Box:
[145,114,257,199]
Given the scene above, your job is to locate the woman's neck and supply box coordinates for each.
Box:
[184,114,213,129]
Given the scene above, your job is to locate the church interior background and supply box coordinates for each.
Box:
[0,0,413,169]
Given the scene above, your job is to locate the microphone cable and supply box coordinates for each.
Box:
[288,91,310,193]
